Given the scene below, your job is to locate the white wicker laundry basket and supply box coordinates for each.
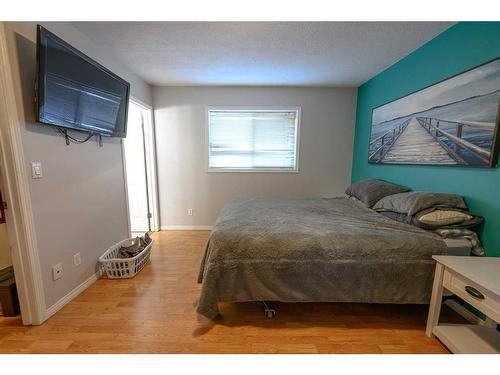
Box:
[99,237,154,279]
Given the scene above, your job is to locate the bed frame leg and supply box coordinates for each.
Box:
[260,301,276,318]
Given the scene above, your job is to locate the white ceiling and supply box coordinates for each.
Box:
[73,22,454,87]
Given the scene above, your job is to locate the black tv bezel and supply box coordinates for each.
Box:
[35,25,131,138]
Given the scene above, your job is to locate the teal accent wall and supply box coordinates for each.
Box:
[351,22,500,256]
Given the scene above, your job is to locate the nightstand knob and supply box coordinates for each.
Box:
[465,286,485,300]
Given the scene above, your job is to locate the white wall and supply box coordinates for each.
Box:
[153,86,357,228]
[3,22,152,309]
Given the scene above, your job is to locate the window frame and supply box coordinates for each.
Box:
[205,106,301,173]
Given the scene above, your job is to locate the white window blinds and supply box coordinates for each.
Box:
[208,109,299,171]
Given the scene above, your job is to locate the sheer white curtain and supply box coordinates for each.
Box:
[208,109,299,170]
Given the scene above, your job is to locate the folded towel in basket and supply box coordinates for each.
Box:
[117,233,152,259]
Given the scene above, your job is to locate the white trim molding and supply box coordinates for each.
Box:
[161,225,213,231]
[0,22,46,325]
[121,139,132,238]
[123,98,160,233]
[45,272,100,321]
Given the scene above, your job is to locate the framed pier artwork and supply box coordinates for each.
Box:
[368,57,500,167]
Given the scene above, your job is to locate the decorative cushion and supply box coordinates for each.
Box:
[378,208,483,230]
[373,191,467,216]
[418,210,472,226]
[345,179,409,207]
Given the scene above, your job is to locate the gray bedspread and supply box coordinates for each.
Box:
[197,197,447,319]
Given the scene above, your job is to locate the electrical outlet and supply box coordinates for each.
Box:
[52,263,63,281]
[74,252,81,267]
[187,208,193,216]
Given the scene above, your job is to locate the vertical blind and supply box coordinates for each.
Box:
[208,109,299,170]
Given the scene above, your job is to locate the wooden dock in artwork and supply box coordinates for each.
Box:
[369,116,495,165]
[381,118,457,164]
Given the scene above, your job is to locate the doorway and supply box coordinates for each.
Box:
[0,168,20,319]
[123,100,159,235]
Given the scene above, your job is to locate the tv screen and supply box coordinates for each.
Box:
[36,25,130,138]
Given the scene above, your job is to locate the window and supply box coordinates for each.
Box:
[207,107,300,172]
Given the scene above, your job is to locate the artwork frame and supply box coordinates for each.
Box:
[368,57,500,168]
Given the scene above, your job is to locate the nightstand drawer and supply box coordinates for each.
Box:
[443,269,500,323]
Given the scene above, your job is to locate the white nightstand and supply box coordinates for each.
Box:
[426,255,500,353]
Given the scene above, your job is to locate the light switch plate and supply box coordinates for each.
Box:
[31,161,43,179]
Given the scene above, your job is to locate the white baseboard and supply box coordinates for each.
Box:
[160,225,213,231]
[44,271,100,321]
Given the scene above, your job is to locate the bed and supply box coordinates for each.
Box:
[197,197,453,319]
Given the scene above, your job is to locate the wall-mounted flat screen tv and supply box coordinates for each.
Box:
[36,25,130,138]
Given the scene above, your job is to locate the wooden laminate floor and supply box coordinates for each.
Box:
[0,231,457,354]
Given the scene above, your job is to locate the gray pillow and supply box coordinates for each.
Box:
[373,191,467,216]
[345,179,409,207]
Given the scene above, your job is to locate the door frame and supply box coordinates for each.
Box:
[122,98,160,234]
[0,23,46,325]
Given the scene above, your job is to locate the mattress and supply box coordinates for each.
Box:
[444,238,472,256]
[197,197,448,319]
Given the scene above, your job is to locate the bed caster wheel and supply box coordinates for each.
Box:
[265,309,276,318]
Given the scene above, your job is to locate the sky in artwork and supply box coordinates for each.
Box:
[372,59,500,126]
